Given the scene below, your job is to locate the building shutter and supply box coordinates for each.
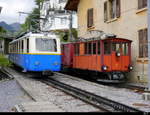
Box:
[87,8,94,28]
[144,28,148,57]
[138,0,147,9]
[138,0,142,9]
[116,0,121,18]
[104,1,108,22]
[139,29,144,58]
[143,0,147,8]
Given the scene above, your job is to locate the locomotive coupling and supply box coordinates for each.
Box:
[42,70,54,76]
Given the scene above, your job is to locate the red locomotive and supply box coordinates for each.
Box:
[61,37,133,83]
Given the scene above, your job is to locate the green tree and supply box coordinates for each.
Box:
[55,28,78,42]
[0,26,6,33]
[0,27,11,68]
[35,0,44,6]
[19,0,44,33]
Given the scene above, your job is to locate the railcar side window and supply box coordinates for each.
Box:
[88,42,92,55]
[19,41,21,53]
[84,42,88,55]
[18,41,20,53]
[22,40,24,53]
[74,44,80,56]
[104,42,111,54]
[98,41,101,55]
[93,42,97,55]
[27,39,29,53]
[36,38,57,52]
[16,42,18,53]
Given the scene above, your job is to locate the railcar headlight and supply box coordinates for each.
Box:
[54,62,59,66]
[35,61,40,66]
[102,65,107,71]
[128,65,133,71]
[116,52,121,57]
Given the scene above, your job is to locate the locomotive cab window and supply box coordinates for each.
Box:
[88,42,92,55]
[84,42,88,55]
[112,43,122,53]
[122,43,129,55]
[98,41,101,55]
[112,42,129,55]
[93,42,97,55]
[74,43,80,56]
[104,42,111,55]
[36,38,57,52]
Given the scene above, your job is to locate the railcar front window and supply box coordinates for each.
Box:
[122,43,128,55]
[36,38,57,52]
[112,43,122,52]
[112,43,128,55]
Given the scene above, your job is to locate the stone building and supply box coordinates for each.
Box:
[40,0,77,32]
[65,0,148,83]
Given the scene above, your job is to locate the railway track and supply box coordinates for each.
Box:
[41,76,144,112]
[0,68,14,81]
[61,71,149,94]
[3,67,148,112]
[111,84,149,95]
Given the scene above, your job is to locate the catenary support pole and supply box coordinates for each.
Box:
[69,11,74,41]
[0,7,2,14]
[148,0,150,91]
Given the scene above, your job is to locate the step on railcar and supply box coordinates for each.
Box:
[61,37,133,83]
[9,32,61,76]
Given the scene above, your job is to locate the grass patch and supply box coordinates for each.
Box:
[0,55,12,67]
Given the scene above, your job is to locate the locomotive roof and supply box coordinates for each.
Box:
[10,32,58,44]
[62,37,132,44]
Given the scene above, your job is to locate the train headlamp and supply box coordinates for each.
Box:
[116,52,121,57]
[35,61,40,66]
[102,65,107,71]
[128,65,133,71]
[54,62,59,66]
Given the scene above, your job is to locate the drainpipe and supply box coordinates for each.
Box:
[148,0,150,91]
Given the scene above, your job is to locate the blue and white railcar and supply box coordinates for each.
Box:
[9,32,61,75]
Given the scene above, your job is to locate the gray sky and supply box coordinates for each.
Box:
[0,0,36,24]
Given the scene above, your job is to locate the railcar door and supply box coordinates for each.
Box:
[111,42,122,71]
[103,41,112,71]
[91,42,97,70]
[111,42,130,71]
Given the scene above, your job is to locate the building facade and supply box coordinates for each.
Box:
[65,0,148,83]
[40,0,77,32]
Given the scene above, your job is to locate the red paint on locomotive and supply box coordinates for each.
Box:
[61,43,74,68]
[61,37,132,82]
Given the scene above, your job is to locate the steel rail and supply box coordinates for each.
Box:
[41,77,144,112]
